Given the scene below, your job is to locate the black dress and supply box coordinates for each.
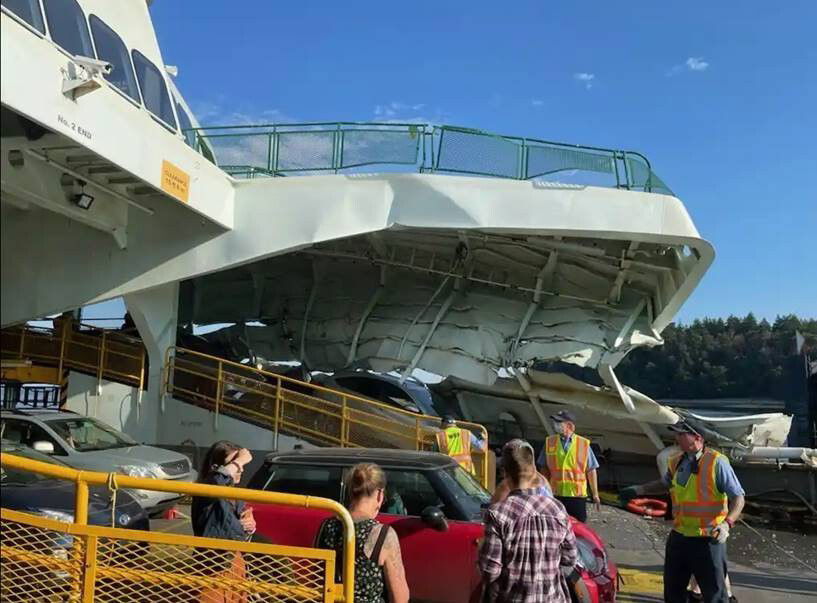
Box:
[318,518,390,603]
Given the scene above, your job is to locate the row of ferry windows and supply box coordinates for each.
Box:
[2,0,194,142]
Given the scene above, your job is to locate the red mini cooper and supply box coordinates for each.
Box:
[247,448,617,602]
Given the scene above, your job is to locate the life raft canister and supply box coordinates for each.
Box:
[625,497,668,518]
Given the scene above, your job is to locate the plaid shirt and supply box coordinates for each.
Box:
[479,488,577,602]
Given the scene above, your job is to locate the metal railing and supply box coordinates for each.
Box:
[187,122,673,194]
[0,453,355,602]
[162,346,491,489]
[0,322,147,392]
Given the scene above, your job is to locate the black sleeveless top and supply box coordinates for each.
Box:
[317,518,389,603]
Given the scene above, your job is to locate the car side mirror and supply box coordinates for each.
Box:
[32,441,55,454]
[420,506,448,532]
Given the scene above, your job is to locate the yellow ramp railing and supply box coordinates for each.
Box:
[163,346,492,489]
[0,322,146,391]
[0,453,355,603]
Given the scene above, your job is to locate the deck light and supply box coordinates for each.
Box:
[71,191,94,210]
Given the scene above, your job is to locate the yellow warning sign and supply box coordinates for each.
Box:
[161,160,190,203]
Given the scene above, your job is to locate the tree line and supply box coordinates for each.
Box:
[614,314,816,401]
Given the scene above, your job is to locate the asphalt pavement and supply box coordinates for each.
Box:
[589,501,817,603]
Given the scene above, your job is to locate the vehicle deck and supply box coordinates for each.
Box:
[153,501,817,602]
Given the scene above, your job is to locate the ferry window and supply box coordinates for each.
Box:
[132,50,177,129]
[43,0,95,58]
[89,15,140,103]
[1,0,45,33]
[176,102,196,147]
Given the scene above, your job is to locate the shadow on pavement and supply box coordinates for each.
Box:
[731,570,817,596]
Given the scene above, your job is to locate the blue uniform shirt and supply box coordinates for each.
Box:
[537,434,599,471]
[661,450,745,497]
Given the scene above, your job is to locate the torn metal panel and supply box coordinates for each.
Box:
[180,229,701,384]
[431,370,793,457]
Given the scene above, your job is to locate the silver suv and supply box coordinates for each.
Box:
[0,410,196,516]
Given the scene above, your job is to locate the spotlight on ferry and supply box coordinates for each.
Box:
[71,191,94,210]
[72,55,112,77]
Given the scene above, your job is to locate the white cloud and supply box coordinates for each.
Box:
[666,56,710,76]
[573,73,595,89]
[372,101,447,125]
[190,99,295,126]
[531,99,544,107]
[374,101,427,119]
[686,57,709,71]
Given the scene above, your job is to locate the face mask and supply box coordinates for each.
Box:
[552,422,565,434]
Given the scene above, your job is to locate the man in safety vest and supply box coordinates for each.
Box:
[435,415,485,474]
[537,410,600,522]
[619,422,745,603]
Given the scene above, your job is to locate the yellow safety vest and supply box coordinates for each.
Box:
[545,434,590,497]
[669,448,728,537]
[436,427,474,473]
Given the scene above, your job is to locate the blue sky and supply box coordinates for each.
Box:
[147,1,816,323]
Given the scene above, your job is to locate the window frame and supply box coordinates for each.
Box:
[1,0,47,36]
[131,48,178,132]
[175,100,197,147]
[258,462,344,502]
[88,13,141,106]
[42,0,96,60]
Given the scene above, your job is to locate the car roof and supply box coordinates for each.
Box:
[264,447,457,470]
[0,410,77,420]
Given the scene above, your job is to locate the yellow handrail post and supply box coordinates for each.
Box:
[415,418,422,451]
[137,347,145,411]
[57,321,67,377]
[340,395,348,447]
[273,376,282,450]
[81,535,99,602]
[70,477,90,603]
[96,331,106,396]
[481,425,489,490]
[214,360,223,430]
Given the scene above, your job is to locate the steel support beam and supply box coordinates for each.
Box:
[347,266,386,365]
[598,363,665,450]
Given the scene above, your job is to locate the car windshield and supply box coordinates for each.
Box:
[46,418,136,452]
[437,464,491,520]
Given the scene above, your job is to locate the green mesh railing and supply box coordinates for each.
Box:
[187,122,673,195]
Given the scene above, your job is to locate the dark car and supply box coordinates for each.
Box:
[1,441,149,531]
[247,448,617,603]
[314,370,440,416]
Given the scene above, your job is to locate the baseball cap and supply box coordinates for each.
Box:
[441,415,457,426]
[550,410,577,423]
[668,422,701,436]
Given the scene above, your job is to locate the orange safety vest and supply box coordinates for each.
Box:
[544,434,590,497]
[669,448,728,537]
[436,427,474,473]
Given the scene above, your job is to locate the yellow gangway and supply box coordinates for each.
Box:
[163,346,493,490]
[0,453,355,602]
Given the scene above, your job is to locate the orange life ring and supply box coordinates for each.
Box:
[626,497,667,517]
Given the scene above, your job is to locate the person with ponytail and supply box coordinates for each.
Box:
[317,463,409,603]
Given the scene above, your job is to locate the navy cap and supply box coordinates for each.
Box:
[668,422,701,436]
[550,410,577,423]
[441,415,457,426]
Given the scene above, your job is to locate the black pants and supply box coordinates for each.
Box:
[555,496,587,523]
[664,530,728,603]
